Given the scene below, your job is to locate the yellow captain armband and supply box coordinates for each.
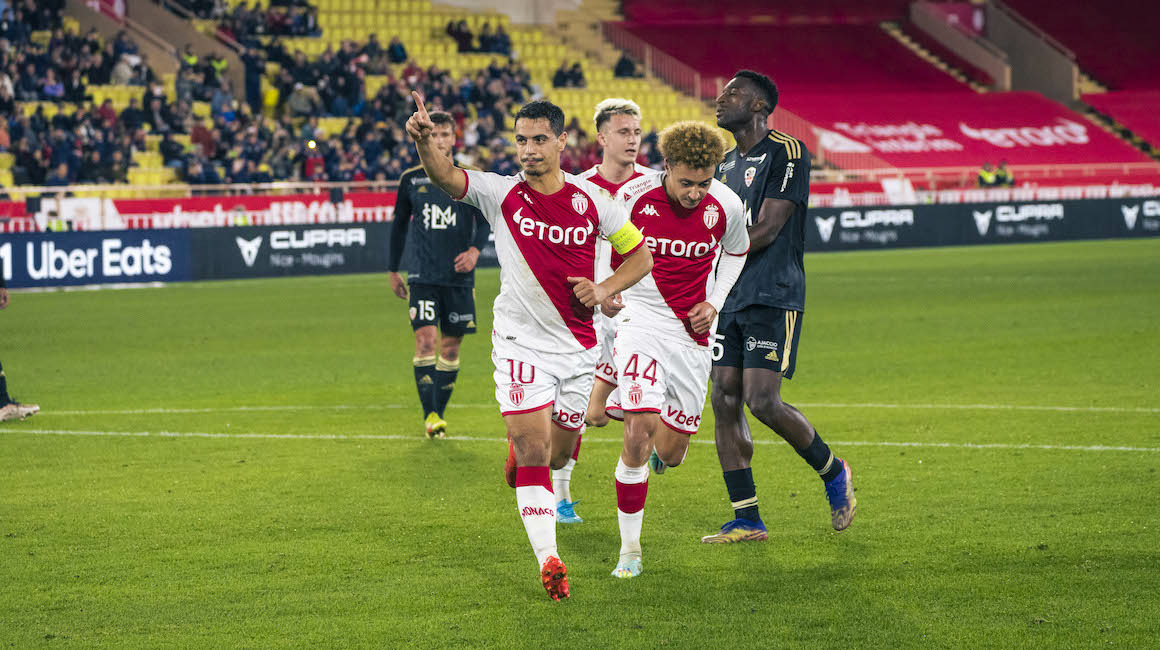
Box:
[608,221,644,255]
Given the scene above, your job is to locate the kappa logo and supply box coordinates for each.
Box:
[973,210,993,236]
[744,167,757,188]
[509,383,524,407]
[639,203,660,217]
[815,216,837,243]
[518,190,534,204]
[571,191,590,214]
[703,203,720,229]
[236,236,262,267]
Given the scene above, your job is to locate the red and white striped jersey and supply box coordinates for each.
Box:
[615,173,750,347]
[459,168,643,353]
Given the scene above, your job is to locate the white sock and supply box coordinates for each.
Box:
[552,459,575,503]
[614,458,649,560]
[515,467,558,567]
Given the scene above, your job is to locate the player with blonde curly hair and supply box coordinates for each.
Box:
[605,121,750,579]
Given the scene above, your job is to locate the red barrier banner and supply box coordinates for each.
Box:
[0,192,397,232]
[786,92,1153,168]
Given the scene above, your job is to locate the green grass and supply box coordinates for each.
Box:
[2,239,1159,648]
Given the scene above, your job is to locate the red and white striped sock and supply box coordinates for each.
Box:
[516,466,558,566]
[614,457,649,559]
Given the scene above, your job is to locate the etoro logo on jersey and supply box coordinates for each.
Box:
[510,207,594,246]
[423,204,456,230]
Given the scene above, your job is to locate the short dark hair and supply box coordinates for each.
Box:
[428,110,455,128]
[514,100,565,136]
[734,69,779,116]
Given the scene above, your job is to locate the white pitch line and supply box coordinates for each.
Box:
[41,402,1160,416]
[5,428,1160,453]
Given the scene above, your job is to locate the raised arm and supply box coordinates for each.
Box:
[404,90,467,199]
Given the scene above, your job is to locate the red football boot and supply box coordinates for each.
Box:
[540,556,570,601]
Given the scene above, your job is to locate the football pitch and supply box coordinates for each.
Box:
[2,238,1158,648]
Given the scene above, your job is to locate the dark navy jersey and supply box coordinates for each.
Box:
[389,165,490,287]
[716,130,811,313]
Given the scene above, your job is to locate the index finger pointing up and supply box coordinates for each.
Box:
[411,90,429,118]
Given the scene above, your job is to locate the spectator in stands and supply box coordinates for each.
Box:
[387,36,407,64]
[478,23,495,53]
[111,54,134,85]
[615,52,643,78]
[492,25,512,57]
[63,69,87,103]
[144,97,174,134]
[568,62,586,88]
[184,159,221,185]
[241,47,265,113]
[552,60,570,88]
[977,161,998,187]
[45,162,70,187]
[447,20,474,53]
[996,160,1014,187]
[160,132,186,168]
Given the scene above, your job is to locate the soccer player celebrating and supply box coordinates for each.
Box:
[705,70,856,543]
[406,93,653,600]
[608,121,749,578]
[0,277,40,422]
[551,98,651,525]
[388,110,491,439]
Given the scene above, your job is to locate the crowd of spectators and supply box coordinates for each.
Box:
[1,2,659,190]
[215,2,321,42]
[445,20,511,57]
[552,60,586,88]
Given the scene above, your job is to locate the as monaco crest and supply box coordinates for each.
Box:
[509,383,524,406]
[628,383,643,406]
[703,203,720,229]
[744,167,757,187]
[571,192,589,214]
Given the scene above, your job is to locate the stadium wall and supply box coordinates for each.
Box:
[807,197,1160,251]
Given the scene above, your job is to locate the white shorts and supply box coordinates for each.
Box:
[491,331,598,432]
[610,327,711,434]
[594,313,619,388]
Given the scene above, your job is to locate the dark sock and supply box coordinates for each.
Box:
[0,361,10,404]
[797,430,843,482]
[723,468,760,522]
[412,355,436,416]
[433,356,459,417]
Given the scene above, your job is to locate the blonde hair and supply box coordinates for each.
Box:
[593,98,642,131]
[658,121,727,170]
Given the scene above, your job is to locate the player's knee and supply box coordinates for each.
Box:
[744,389,786,425]
[711,382,743,414]
[415,334,437,356]
[510,432,549,464]
[585,410,610,428]
[440,339,462,361]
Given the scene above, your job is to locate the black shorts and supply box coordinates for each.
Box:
[409,284,477,337]
[712,306,802,378]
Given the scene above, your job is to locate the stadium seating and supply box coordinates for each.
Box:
[784,91,1152,168]
[1083,92,1160,154]
[620,0,909,25]
[1002,0,1160,90]
[622,24,967,96]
